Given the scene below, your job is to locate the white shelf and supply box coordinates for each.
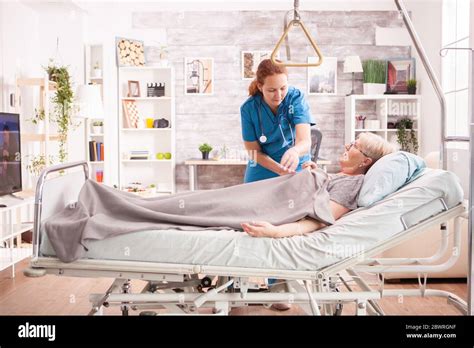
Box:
[120,97,171,101]
[122,159,173,163]
[349,94,421,100]
[89,161,104,164]
[355,129,418,131]
[119,66,171,71]
[121,128,172,131]
[0,223,33,242]
[118,66,176,193]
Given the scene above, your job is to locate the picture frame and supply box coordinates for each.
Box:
[307,57,338,95]
[116,37,146,67]
[127,80,140,97]
[184,57,214,95]
[122,99,140,128]
[241,51,278,80]
[386,57,416,94]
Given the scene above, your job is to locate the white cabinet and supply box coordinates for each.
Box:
[345,95,421,154]
[117,66,176,195]
[0,196,34,277]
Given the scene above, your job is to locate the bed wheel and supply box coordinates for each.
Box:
[23,267,47,278]
[201,277,212,288]
[334,303,343,316]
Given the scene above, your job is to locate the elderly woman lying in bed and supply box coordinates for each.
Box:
[241,132,395,238]
[45,133,395,263]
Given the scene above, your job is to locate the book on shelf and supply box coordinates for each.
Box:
[129,150,149,160]
[89,141,104,162]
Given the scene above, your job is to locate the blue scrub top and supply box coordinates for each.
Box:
[240,86,315,183]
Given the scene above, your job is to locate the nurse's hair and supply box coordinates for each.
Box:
[248,59,288,96]
[357,132,396,163]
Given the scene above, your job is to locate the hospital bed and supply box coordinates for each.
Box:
[24,160,467,315]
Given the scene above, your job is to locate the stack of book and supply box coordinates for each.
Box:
[89,141,104,162]
[129,150,149,160]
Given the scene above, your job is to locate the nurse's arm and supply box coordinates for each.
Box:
[292,123,311,156]
[243,141,289,175]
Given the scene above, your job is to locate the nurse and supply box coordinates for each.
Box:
[240,59,314,183]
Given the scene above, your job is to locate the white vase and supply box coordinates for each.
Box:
[363,83,386,95]
[92,126,103,134]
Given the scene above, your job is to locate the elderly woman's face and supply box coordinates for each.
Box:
[339,138,368,171]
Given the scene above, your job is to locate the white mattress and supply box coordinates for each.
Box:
[40,169,463,271]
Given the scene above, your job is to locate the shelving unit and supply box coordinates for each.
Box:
[0,195,34,278]
[345,95,421,153]
[15,76,59,190]
[117,66,176,195]
[84,44,106,184]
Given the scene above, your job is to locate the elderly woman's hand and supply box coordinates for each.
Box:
[241,221,278,238]
[302,160,318,171]
[280,148,299,173]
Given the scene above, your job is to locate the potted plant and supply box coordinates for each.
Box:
[29,108,46,133]
[92,121,103,134]
[362,60,387,95]
[92,61,102,78]
[199,143,213,160]
[26,155,54,188]
[148,183,157,194]
[396,118,419,153]
[44,60,75,163]
[407,79,417,94]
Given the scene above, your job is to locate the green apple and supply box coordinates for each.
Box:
[156,153,164,160]
[164,152,172,159]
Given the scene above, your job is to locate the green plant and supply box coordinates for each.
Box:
[44,59,75,163]
[92,121,103,127]
[407,79,417,88]
[148,184,156,188]
[396,118,419,153]
[199,143,213,153]
[362,60,387,84]
[26,155,54,177]
[30,108,45,125]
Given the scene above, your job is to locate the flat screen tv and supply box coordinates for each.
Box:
[0,113,22,196]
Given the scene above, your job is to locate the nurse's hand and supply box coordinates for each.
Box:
[280,148,299,173]
[241,221,277,238]
[302,161,318,171]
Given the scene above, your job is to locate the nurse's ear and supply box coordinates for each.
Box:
[257,82,263,93]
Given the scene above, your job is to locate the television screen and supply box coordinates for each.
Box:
[0,113,22,196]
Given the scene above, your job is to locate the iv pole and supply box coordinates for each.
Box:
[395,0,473,316]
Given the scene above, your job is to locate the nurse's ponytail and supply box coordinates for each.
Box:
[248,59,288,96]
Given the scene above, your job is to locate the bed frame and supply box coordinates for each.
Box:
[24,160,467,315]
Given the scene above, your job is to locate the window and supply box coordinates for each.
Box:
[442,0,470,138]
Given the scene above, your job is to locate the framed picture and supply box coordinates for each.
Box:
[184,57,214,95]
[386,58,416,94]
[116,37,146,67]
[127,80,140,97]
[122,99,140,128]
[241,51,278,80]
[307,57,338,95]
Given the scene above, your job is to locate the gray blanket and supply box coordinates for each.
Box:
[44,169,335,262]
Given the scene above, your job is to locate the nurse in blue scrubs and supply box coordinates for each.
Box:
[240,59,314,183]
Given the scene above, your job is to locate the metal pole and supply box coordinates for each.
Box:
[395,0,447,170]
[468,51,474,315]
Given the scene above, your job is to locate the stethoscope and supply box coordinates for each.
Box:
[257,99,295,148]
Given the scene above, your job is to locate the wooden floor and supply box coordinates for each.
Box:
[0,259,467,315]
